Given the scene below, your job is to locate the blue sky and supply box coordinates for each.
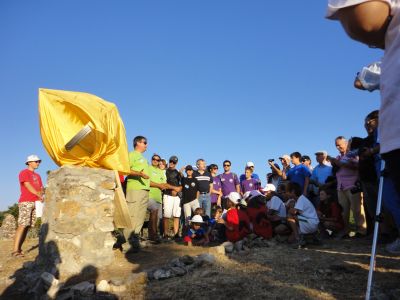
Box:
[0,1,382,210]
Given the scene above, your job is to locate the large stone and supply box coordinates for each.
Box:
[38,166,117,275]
[0,214,16,239]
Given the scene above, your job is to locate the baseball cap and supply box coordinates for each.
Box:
[315,150,328,156]
[185,165,193,171]
[242,190,263,202]
[301,155,311,162]
[262,184,276,192]
[169,155,178,163]
[190,215,204,223]
[246,161,255,168]
[26,154,41,164]
[279,154,290,162]
[227,192,241,204]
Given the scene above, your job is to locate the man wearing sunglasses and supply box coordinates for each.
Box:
[218,160,240,208]
[163,155,183,239]
[12,155,44,258]
[124,136,150,252]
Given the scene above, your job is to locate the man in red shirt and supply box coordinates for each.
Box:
[12,155,44,257]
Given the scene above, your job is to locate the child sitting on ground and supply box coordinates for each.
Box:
[193,207,211,244]
[209,206,225,242]
[244,190,272,239]
[263,184,290,236]
[184,215,208,247]
[218,192,250,250]
[317,188,344,237]
[285,182,319,246]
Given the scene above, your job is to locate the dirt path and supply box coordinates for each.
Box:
[0,237,399,299]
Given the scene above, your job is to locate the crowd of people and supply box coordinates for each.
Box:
[11,106,400,258]
[112,108,400,253]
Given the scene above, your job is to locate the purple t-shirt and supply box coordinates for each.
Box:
[211,176,222,204]
[240,178,260,193]
[336,153,359,190]
[219,172,240,197]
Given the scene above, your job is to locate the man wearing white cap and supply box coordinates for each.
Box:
[239,161,260,184]
[12,155,44,257]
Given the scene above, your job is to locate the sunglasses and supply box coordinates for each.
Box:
[223,164,230,167]
[169,161,176,164]
[35,160,41,163]
[140,140,147,145]
[152,158,160,162]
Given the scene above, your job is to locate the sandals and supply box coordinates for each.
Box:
[11,251,25,258]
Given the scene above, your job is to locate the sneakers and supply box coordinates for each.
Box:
[385,238,400,254]
[126,234,141,253]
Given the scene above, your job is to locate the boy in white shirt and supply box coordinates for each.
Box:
[285,182,319,245]
[263,184,289,236]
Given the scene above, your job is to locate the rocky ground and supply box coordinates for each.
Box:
[0,235,399,299]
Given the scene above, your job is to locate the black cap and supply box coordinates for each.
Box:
[169,155,178,163]
[185,165,193,171]
[301,155,311,162]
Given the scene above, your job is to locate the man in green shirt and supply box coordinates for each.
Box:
[124,135,150,252]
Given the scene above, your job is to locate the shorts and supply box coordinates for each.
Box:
[163,195,181,218]
[18,202,36,227]
[298,216,318,234]
[148,198,161,212]
[183,199,200,220]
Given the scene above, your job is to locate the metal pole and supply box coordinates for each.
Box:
[366,160,385,300]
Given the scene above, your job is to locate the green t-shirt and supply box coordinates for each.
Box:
[149,166,166,203]
[126,150,150,191]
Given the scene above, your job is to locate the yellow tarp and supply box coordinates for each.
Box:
[38,88,130,174]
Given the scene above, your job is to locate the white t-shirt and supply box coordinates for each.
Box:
[267,196,287,218]
[326,0,400,154]
[294,195,319,225]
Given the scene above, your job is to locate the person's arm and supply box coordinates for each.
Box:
[336,1,391,49]
[303,176,310,196]
[235,184,241,194]
[130,169,149,179]
[23,182,43,199]
[150,181,164,189]
[268,161,283,177]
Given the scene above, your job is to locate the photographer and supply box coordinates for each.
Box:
[328,136,366,238]
[266,160,282,190]
[326,0,400,228]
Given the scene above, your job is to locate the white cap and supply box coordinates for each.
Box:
[26,154,41,164]
[190,215,204,223]
[246,161,255,168]
[262,184,276,192]
[279,155,290,163]
[315,150,328,156]
[240,199,248,207]
[242,190,263,202]
[227,192,241,204]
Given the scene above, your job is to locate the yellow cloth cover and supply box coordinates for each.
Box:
[38,88,130,174]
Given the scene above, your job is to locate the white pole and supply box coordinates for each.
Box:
[366,160,385,300]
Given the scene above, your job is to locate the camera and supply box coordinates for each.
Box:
[350,180,362,194]
[268,159,274,163]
